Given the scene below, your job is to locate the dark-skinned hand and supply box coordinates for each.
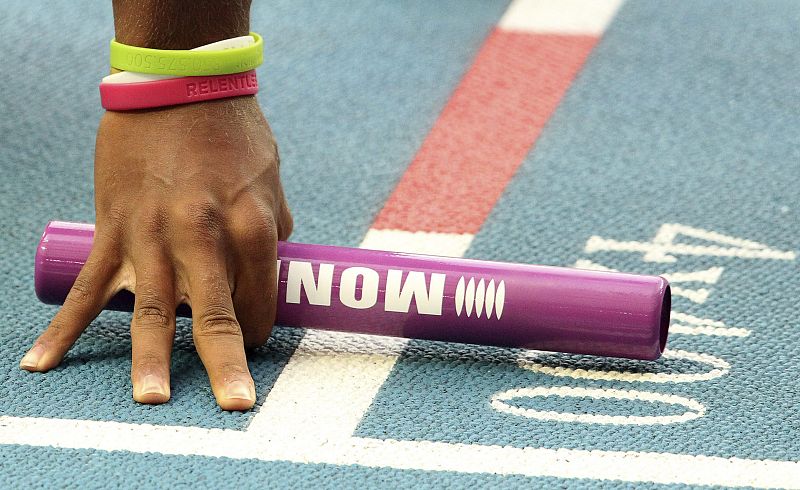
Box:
[20,96,293,410]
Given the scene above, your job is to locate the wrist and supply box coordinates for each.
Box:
[112,0,252,49]
[101,94,262,127]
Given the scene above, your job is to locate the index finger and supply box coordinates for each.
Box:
[21,241,121,372]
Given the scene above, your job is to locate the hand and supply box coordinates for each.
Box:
[20,96,293,410]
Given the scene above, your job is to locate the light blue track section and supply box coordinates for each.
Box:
[2,0,799,487]
[1,445,704,490]
[358,0,800,463]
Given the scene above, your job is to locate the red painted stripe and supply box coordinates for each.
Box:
[373,30,598,234]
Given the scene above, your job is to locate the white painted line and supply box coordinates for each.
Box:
[671,311,725,327]
[670,286,710,304]
[653,223,782,251]
[2,416,798,488]
[573,259,616,271]
[586,224,797,263]
[670,324,751,337]
[491,386,706,425]
[360,229,475,257]
[669,312,752,337]
[586,236,796,262]
[499,0,624,35]
[518,349,730,383]
[247,330,407,440]
[662,267,724,284]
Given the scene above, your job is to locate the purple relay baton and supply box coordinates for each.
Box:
[35,221,670,360]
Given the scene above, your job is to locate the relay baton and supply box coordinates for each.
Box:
[35,221,670,360]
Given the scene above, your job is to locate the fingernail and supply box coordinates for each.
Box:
[225,380,254,402]
[139,374,167,397]
[20,344,45,370]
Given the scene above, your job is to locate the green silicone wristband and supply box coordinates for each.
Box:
[109,32,263,76]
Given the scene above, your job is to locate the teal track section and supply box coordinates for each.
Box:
[0,445,707,490]
[2,0,799,487]
[358,0,800,463]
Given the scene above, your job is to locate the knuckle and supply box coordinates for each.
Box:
[135,208,169,242]
[104,205,129,228]
[98,205,129,240]
[133,298,172,331]
[196,306,241,338]
[66,276,94,305]
[237,212,276,250]
[175,199,224,242]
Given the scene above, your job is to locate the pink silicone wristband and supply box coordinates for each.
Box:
[99,70,258,110]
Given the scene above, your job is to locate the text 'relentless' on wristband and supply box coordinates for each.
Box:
[109,32,263,76]
[99,70,258,110]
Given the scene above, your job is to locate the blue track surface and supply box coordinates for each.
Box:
[1,1,798,488]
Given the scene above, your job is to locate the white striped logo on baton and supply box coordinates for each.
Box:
[454,277,505,319]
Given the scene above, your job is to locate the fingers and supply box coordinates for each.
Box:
[130,245,176,404]
[22,195,288,412]
[21,241,121,372]
[183,248,255,411]
[230,214,279,350]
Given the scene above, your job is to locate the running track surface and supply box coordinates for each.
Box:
[1,1,799,488]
